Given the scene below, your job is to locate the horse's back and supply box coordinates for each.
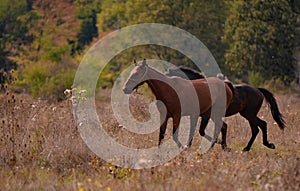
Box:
[230,84,264,114]
[234,84,264,101]
[191,77,233,112]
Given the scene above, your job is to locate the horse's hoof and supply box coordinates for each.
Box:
[266,143,275,149]
[200,131,205,136]
[242,147,250,152]
[223,146,231,152]
[180,145,189,150]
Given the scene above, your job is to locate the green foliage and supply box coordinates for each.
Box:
[0,0,28,27]
[0,0,299,100]
[43,45,71,63]
[248,71,264,87]
[0,0,31,83]
[8,0,80,100]
[17,61,76,101]
[265,78,290,94]
[96,0,229,86]
[181,0,229,71]
[223,0,298,84]
[73,0,101,53]
[44,68,76,101]
[20,63,50,97]
[97,0,126,32]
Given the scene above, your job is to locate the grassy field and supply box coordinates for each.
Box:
[0,90,299,191]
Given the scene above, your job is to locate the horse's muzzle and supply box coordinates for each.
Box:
[123,87,132,94]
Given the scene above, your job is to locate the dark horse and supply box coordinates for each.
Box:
[166,66,286,151]
[123,59,234,150]
[166,66,205,80]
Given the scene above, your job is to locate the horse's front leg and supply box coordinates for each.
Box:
[172,114,184,149]
[210,116,224,149]
[187,115,198,148]
[158,115,169,146]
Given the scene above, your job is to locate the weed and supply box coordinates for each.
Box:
[0,87,299,190]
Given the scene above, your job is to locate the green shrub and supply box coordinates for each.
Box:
[20,64,50,97]
[248,71,264,87]
[15,61,76,101]
[265,79,291,94]
[45,68,76,101]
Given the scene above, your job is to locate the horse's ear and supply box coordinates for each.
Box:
[133,59,137,66]
[142,58,146,66]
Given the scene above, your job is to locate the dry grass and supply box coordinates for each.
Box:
[0,89,299,191]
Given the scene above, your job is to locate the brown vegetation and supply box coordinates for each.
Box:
[0,89,299,190]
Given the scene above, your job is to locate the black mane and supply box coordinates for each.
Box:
[166,66,205,80]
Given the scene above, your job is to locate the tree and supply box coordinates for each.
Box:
[0,0,30,84]
[97,0,126,32]
[73,0,101,54]
[12,0,80,100]
[183,0,229,72]
[223,0,298,84]
[96,0,229,73]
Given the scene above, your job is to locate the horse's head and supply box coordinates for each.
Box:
[123,59,148,94]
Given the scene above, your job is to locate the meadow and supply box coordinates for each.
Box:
[0,89,299,191]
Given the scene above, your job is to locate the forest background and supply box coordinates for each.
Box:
[1,0,300,101]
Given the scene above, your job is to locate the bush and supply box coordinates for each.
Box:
[45,68,76,101]
[265,78,292,94]
[248,71,264,87]
[14,60,76,101]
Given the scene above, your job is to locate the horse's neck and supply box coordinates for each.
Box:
[147,66,167,81]
[145,67,170,99]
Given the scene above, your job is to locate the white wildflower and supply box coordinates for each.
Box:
[78,89,87,96]
[64,89,72,95]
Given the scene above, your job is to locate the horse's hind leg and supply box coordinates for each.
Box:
[199,114,210,136]
[257,117,275,149]
[243,119,259,151]
[220,122,231,151]
[158,116,168,146]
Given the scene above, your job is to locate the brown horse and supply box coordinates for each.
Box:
[166,66,286,151]
[123,59,234,149]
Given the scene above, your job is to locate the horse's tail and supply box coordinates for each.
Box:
[258,88,286,130]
